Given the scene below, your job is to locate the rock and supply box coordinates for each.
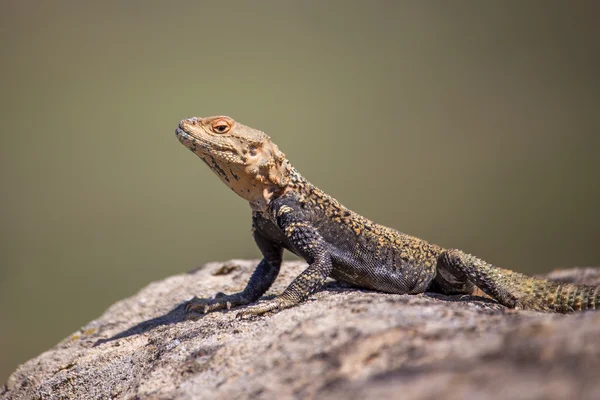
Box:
[2,261,599,400]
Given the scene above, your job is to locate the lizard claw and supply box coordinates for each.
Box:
[235,298,287,319]
[184,296,198,312]
[184,296,210,314]
[184,293,249,315]
[235,310,255,320]
[184,295,225,314]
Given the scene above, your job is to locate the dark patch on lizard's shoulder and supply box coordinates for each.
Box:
[270,191,305,219]
[268,190,328,230]
[271,190,306,210]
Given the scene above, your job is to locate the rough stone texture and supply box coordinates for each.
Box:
[2,261,600,400]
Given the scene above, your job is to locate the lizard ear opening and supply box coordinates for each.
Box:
[266,143,289,188]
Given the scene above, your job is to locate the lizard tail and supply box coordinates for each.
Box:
[438,249,599,313]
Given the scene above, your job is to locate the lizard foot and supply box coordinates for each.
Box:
[184,292,248,314]
[236,298,292,319]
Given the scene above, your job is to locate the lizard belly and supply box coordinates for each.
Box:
[327,244,434,294]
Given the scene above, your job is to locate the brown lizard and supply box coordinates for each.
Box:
[175,115,599,318]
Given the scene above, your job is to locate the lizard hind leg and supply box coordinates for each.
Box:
[429,262,476,296]
[437,249,600,313]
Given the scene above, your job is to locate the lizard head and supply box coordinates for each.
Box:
[176,116,290,211]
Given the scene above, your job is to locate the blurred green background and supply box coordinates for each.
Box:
[1,0,599,382]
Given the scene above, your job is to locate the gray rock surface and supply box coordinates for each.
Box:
[2,261,600,400]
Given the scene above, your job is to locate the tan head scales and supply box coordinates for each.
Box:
[176,116,290,211]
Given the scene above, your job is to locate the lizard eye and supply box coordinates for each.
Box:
[211,119,231,134]
[248,145,258,156]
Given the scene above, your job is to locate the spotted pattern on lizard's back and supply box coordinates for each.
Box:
[175,115,599,317]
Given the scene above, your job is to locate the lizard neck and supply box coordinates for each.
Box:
[271,164,343,213]
[251,163,311,211]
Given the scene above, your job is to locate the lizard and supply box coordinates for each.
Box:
[175,115,599,318]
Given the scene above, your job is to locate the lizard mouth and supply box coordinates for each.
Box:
[175,126,188,139]
[175,125,203,154]
[175,124,200,144]
[175,122,192,138]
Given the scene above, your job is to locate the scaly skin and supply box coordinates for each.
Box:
[175,116,599,317]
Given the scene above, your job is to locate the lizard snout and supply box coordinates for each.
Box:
[176,118,200,137]
[179,117,200,130]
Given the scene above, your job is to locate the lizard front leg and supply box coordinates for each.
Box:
[185,228,282,314]
[237,217,333,319]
